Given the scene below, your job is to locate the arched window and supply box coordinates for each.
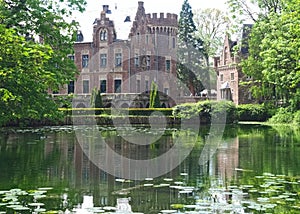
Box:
[100,29,107,41]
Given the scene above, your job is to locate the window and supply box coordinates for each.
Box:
[68,81,74,94]
[83,80,89,93]
[164,88,169,95]
[137,32,140,44]
[114,79,122,93]
[100,80,107,93]
[145,80,149,92]
[165,59,171,71]
[172,37,176,48]
[115,53,122,67]
[220,74,224,81]
[82,55,89,68]
[136,80,141,92]
[68,55,74,61]
[224,47,228,63]
[134,54,139,67]
[100,54,107,67]
[146,55,150,70]
[100,30,107,41]
[231,72,235,81]
[146,35,149,44]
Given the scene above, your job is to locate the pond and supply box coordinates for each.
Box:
[0,124,300,213]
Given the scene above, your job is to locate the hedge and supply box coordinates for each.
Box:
[172,100,237,124]
[59,108,173,116]
[237,104,273,122]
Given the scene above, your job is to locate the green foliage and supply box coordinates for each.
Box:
[268,108,300,125]
[173,100,237,124]
[193,8,229,66]
[177,0,206,95]
[94,91,103,115]
[0,0,86,126]
[240,0,300,110]
[268,108,294,124]
[237,104,274,121]
[0,25,62,126]
[149,81,160,108]
[293,111,300,125]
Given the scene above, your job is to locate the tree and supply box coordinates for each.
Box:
[149,81,160,108]
[94,90,103,115]
[193,8,229,94]
[193,8,229,66]
[226,0,282,23]
[241,0,300,109]
[0,24,56,125]
[177,0,206,96]
[0,0,86,125]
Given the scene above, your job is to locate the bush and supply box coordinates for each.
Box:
[293,111,300,125]
[268,108,294,124]
[172,100,237,124]
[211,101,237,124]
[237,104,272,122]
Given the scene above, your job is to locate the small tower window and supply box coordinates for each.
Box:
[100,30,107,41]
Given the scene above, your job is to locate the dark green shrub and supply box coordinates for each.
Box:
[237,104,272,122]
[173,100,237,124]
[94,91,103,115]
[211,101,237,124]
[268,108,294,124]
[293,111,300,125]
[149,81,160,108]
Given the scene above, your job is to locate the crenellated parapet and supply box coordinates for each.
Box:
[146,13,177,27]
[129,2,178,37]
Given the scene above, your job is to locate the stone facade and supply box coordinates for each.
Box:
[54,1,178,108]
[214,24,254,105]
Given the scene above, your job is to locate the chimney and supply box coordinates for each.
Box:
[138,1,144,7]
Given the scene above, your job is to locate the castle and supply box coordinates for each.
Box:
[214,24,254,105]
[53,1,253,107]
[54,1,180,108]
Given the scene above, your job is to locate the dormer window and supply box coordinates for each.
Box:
[76,31,84,42]
[100,29,107,41]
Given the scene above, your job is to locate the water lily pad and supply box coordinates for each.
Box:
[103,206,117,211]
[34,208,46,212]
[28,202,45,206]
[263,203,277,209]
[257,197,269,202]
[0,191,9,195]
[170,204,184,209]
[38,187,53,191]
[145,178,153,181]
[14,206,30,211]
[143,183,153,187]
[184,204,197,209]
[285,198,296,201]
[174,181,184,185]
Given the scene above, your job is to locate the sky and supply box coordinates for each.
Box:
[74,0,228,42]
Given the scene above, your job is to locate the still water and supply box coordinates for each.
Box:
[0,124,300,213]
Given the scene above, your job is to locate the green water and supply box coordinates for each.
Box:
[0,124,299,213]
